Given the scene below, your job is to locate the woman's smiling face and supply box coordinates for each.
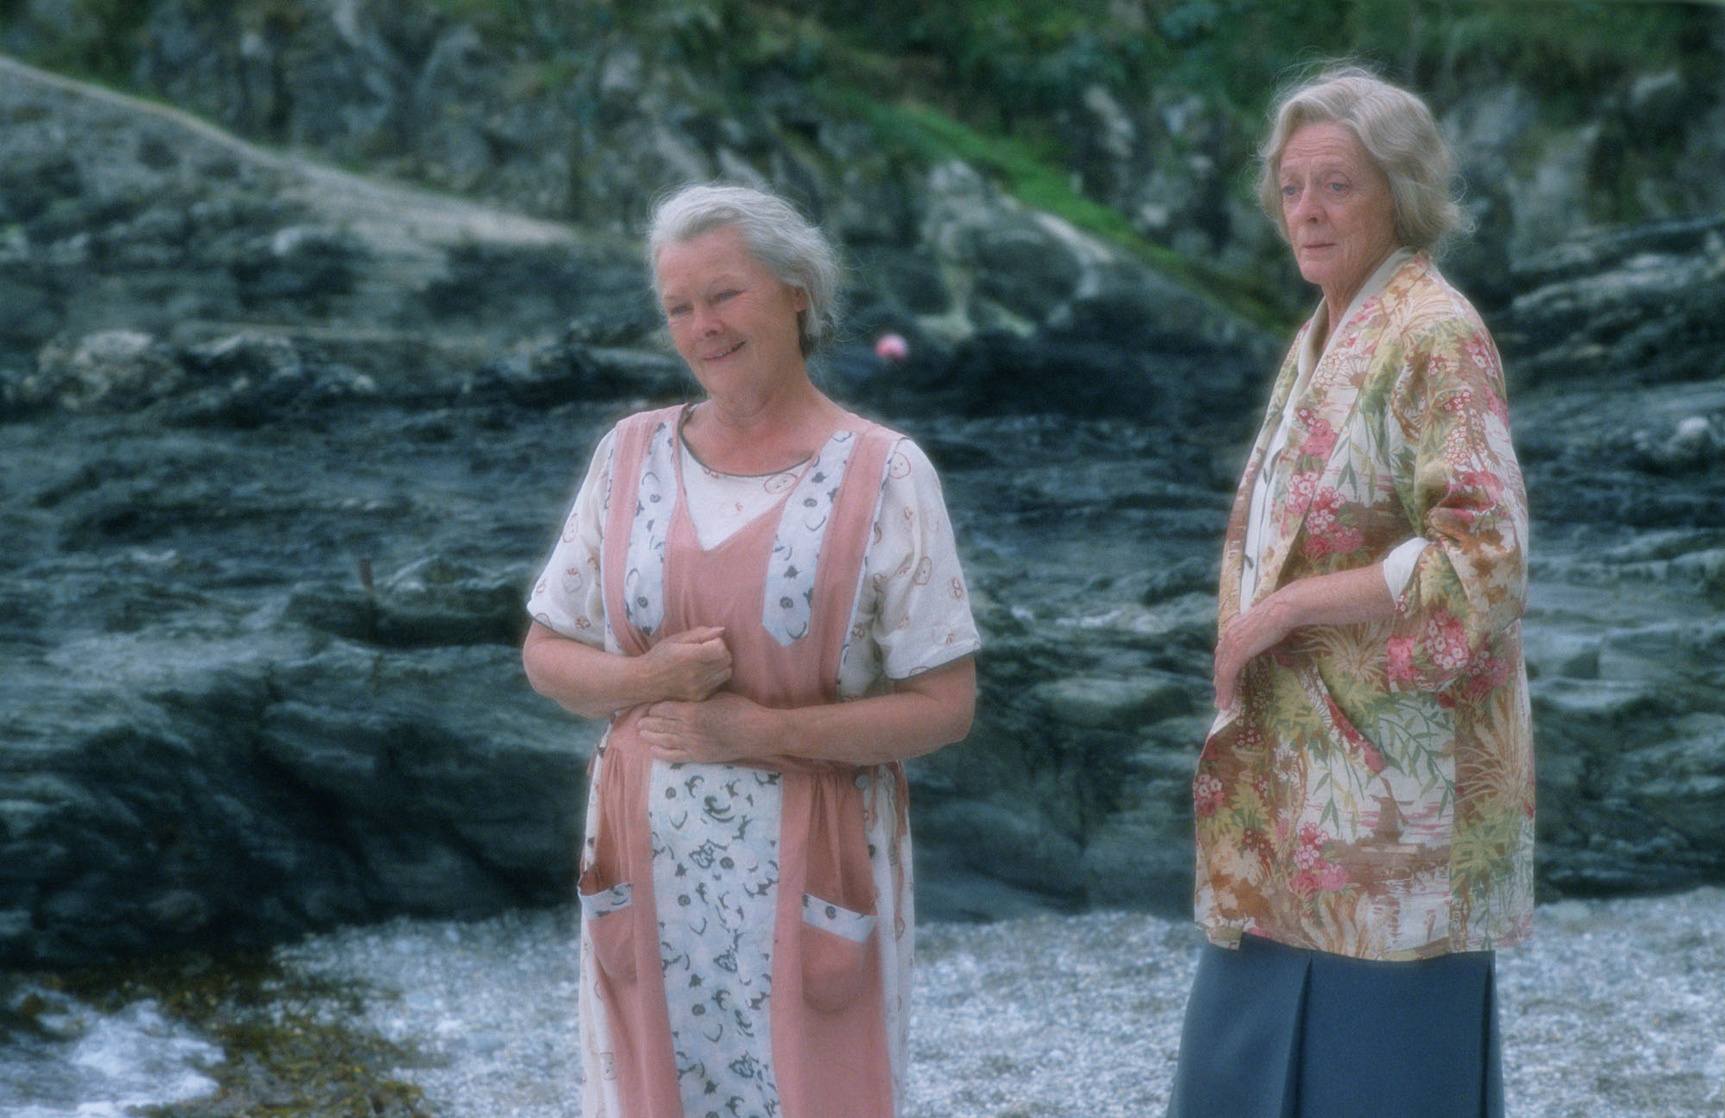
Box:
[656,225,809,400]
[1278,121,1400,313]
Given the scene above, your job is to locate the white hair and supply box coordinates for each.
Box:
[1257,64,1472,253]
[647,183,842,357]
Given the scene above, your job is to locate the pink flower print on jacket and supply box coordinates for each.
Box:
[1289,823,1349,897]
[1460,333,1506,416]
[1279,469,1317,532]
[1194,773,1225,818]
[1297,416,1338,462]
[1386,635,1416,683]
[1423,609,1476,673]
[1300,486,1365,559]
[1438,651,1514,709]
[1388,607,1477,685]
[1454,469,1505,507]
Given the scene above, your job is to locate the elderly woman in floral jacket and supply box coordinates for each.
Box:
[1166,66,1533,1118]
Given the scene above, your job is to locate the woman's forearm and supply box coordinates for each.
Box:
[521,620,731,720]
[1266,563,1398,631]
[639,655,977,767]
[773,656,976,765]
[1214,564,1396,710]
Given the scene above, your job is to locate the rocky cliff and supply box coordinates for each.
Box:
[1,2,1723,966]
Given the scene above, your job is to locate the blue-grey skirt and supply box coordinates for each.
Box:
[1165,934,1503,1118]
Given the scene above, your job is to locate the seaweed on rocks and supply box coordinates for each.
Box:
[17,950,436,1118]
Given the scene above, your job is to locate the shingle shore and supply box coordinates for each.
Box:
[277,887,1725,1117]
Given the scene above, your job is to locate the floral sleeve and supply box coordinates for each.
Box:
[1384,312,1529,693]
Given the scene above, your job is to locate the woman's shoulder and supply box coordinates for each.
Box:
[1386,255,1490,335]
[609,403,687,438]
[877,430,944,488]
[590,404,686,471]
[829,413,932,478]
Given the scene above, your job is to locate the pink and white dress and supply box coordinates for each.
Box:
[528,404,979,1118]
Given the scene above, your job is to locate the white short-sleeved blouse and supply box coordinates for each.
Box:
[527,419,980,699]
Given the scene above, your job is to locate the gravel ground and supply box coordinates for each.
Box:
[274,887,1725,1118]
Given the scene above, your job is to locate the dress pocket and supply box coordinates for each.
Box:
[800,892,877,1014]
[579,871,637,983]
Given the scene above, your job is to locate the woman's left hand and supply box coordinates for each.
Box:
[639,693,776,765]
[1213,598,1296,711]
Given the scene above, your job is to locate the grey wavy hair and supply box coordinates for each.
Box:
[1256,64,1472,254]
[646,183,842,358]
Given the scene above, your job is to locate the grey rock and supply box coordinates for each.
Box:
[27,329,185,412]
[1615,713,1725,845]
[915,800,1086,899]
[1029,674,1193,731]
[1079,813,1194,912]
[0,11,1723,971]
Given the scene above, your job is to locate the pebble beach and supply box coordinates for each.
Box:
[263,887,1725,1118]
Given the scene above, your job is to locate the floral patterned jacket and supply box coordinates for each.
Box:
[1194,253,1535,961]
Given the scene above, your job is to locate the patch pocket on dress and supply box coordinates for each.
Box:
[800,893,877,1014]
[579,875,636,982]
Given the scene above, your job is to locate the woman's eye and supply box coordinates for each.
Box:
[665,304,690,319]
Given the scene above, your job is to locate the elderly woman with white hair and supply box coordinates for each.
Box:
[1166,66,1533,1118]
[522,182,979,1118]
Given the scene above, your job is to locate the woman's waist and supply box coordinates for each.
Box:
[603,706,884,779]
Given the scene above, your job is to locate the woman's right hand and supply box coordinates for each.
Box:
[642,625,733,702]
[522,620,730,719]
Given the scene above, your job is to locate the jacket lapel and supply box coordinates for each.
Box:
[1216,335,1305,623]
[1243,258,1421,605]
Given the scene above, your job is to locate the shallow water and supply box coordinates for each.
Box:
[0,982,221,1118]
[5,890,1725,1117]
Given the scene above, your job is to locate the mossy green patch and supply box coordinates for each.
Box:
[43,950,436,1118]
[820,88,1292,330]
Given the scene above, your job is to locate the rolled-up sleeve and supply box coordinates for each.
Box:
[1385,316,1528,692]
[1381,536,1431,600]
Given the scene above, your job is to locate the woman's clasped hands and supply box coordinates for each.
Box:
[636,626,769,764]
[641,625,733,701]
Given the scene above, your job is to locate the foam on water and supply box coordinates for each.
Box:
[0,986,222,1117]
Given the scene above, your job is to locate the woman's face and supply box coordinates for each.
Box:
[656,225,809,400]
[1277,121,1400,311]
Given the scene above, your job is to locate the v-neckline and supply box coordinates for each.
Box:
[671,404,832,556]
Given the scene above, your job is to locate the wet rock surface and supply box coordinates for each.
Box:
[1,38,1724,971]
[4,357,1722,966]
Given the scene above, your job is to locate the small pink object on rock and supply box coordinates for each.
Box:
[873,333,909,362]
